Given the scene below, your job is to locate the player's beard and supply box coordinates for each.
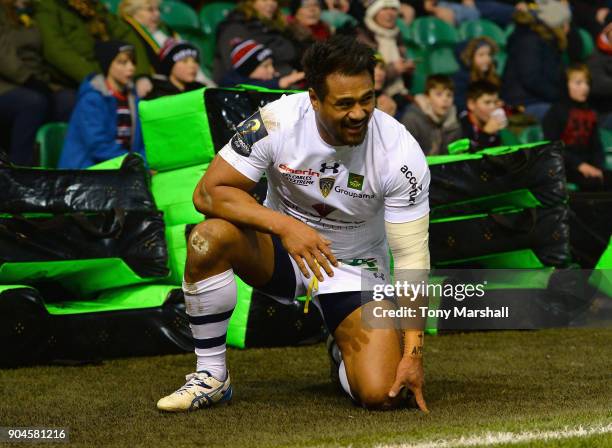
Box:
[339,117,369,146]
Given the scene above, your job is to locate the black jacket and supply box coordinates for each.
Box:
[542,98,605,170]
[502,24,563,107]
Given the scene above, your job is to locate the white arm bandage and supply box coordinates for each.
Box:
[385,214,430,271]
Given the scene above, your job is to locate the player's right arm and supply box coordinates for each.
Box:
[193,112,337,281]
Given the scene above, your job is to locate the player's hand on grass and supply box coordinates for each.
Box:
[389,356,429,413]
[279,220,338,281]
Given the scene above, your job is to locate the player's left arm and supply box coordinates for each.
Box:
[382,128,431,412]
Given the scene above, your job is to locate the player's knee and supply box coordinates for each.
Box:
[357,386,395,410]
[186,219,239,266]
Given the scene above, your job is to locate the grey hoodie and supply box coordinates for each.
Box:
[401,100,462,155]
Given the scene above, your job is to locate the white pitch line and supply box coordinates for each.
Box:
[375,423,612,448]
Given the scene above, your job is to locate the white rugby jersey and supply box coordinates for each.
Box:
[218,92,430,263]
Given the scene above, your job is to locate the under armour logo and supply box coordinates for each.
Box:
[320,162,340,174]
[373,272,385,280]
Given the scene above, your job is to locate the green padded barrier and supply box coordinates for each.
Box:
[227,277,252,348]
[166,224,188,285]
[590,237,612,297]
[87,154,129,170]
[426,141,546,166]
[0,284,35,293]
[44,284,178,315]
[431,189,542,218]
[435,249,546,269]
[139,88,214,172]
[0,259,158,297]
[151,163,208,225]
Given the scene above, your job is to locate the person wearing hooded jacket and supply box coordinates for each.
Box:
[59,41,145,169]
[502,0,571,120]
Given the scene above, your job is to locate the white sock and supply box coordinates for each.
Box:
[182,269,236,381]
[338,360,354,400]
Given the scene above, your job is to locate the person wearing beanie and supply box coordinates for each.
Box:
[350,0,414,116]
[502,0,572,120]
[219,39,305,89]
[58,40,145,169]
[146,40,205,100]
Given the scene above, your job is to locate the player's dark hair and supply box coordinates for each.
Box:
[466,80,499,102]
[425,74,455,93]
[302,35,376,101]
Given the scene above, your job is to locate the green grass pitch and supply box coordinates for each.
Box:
[1,328,611,447]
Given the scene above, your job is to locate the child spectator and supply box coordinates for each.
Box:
[59,41,145,169]
[374,53,398,117]
[453,36,500,112]
[543,63,611,190]
[459,80,507,150]
[219,39,305,89]
[146,40,205,100]
[402,74,461,155]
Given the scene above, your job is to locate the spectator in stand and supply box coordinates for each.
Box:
[459,80,507,150]
[146,40,205,100]
[402,74,462,154]
[0,0,75,166]
[35,0,153,97]
[219,39,305,89]
[213,0,300,83]
[543,63,611,190]
[570,0,612,38]
[59,41,145,169]
[453,36,501,112]
[399,0,457,25]
[287,0,332,54]
[474,0,529,27]
[374,53,398,116]
[354,0,415,113]
[119,0,215,86]
[587,21,612,129]
[502,0,571,120]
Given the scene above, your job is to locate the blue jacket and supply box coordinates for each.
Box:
[59,74,145,169]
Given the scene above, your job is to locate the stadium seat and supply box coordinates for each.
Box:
[199,2,235,36]
[36,122,68,169]
[427,47,459,74]
[505,23,515,39]
[601,128,612,170]
[102,0,120,13]
[519,125,544,144]
[405,17,459,48]
[160,0,199,31]
[320,10,358,29]
[459,19,507,48]
[495,50,507,75]
[577,28,594,60]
